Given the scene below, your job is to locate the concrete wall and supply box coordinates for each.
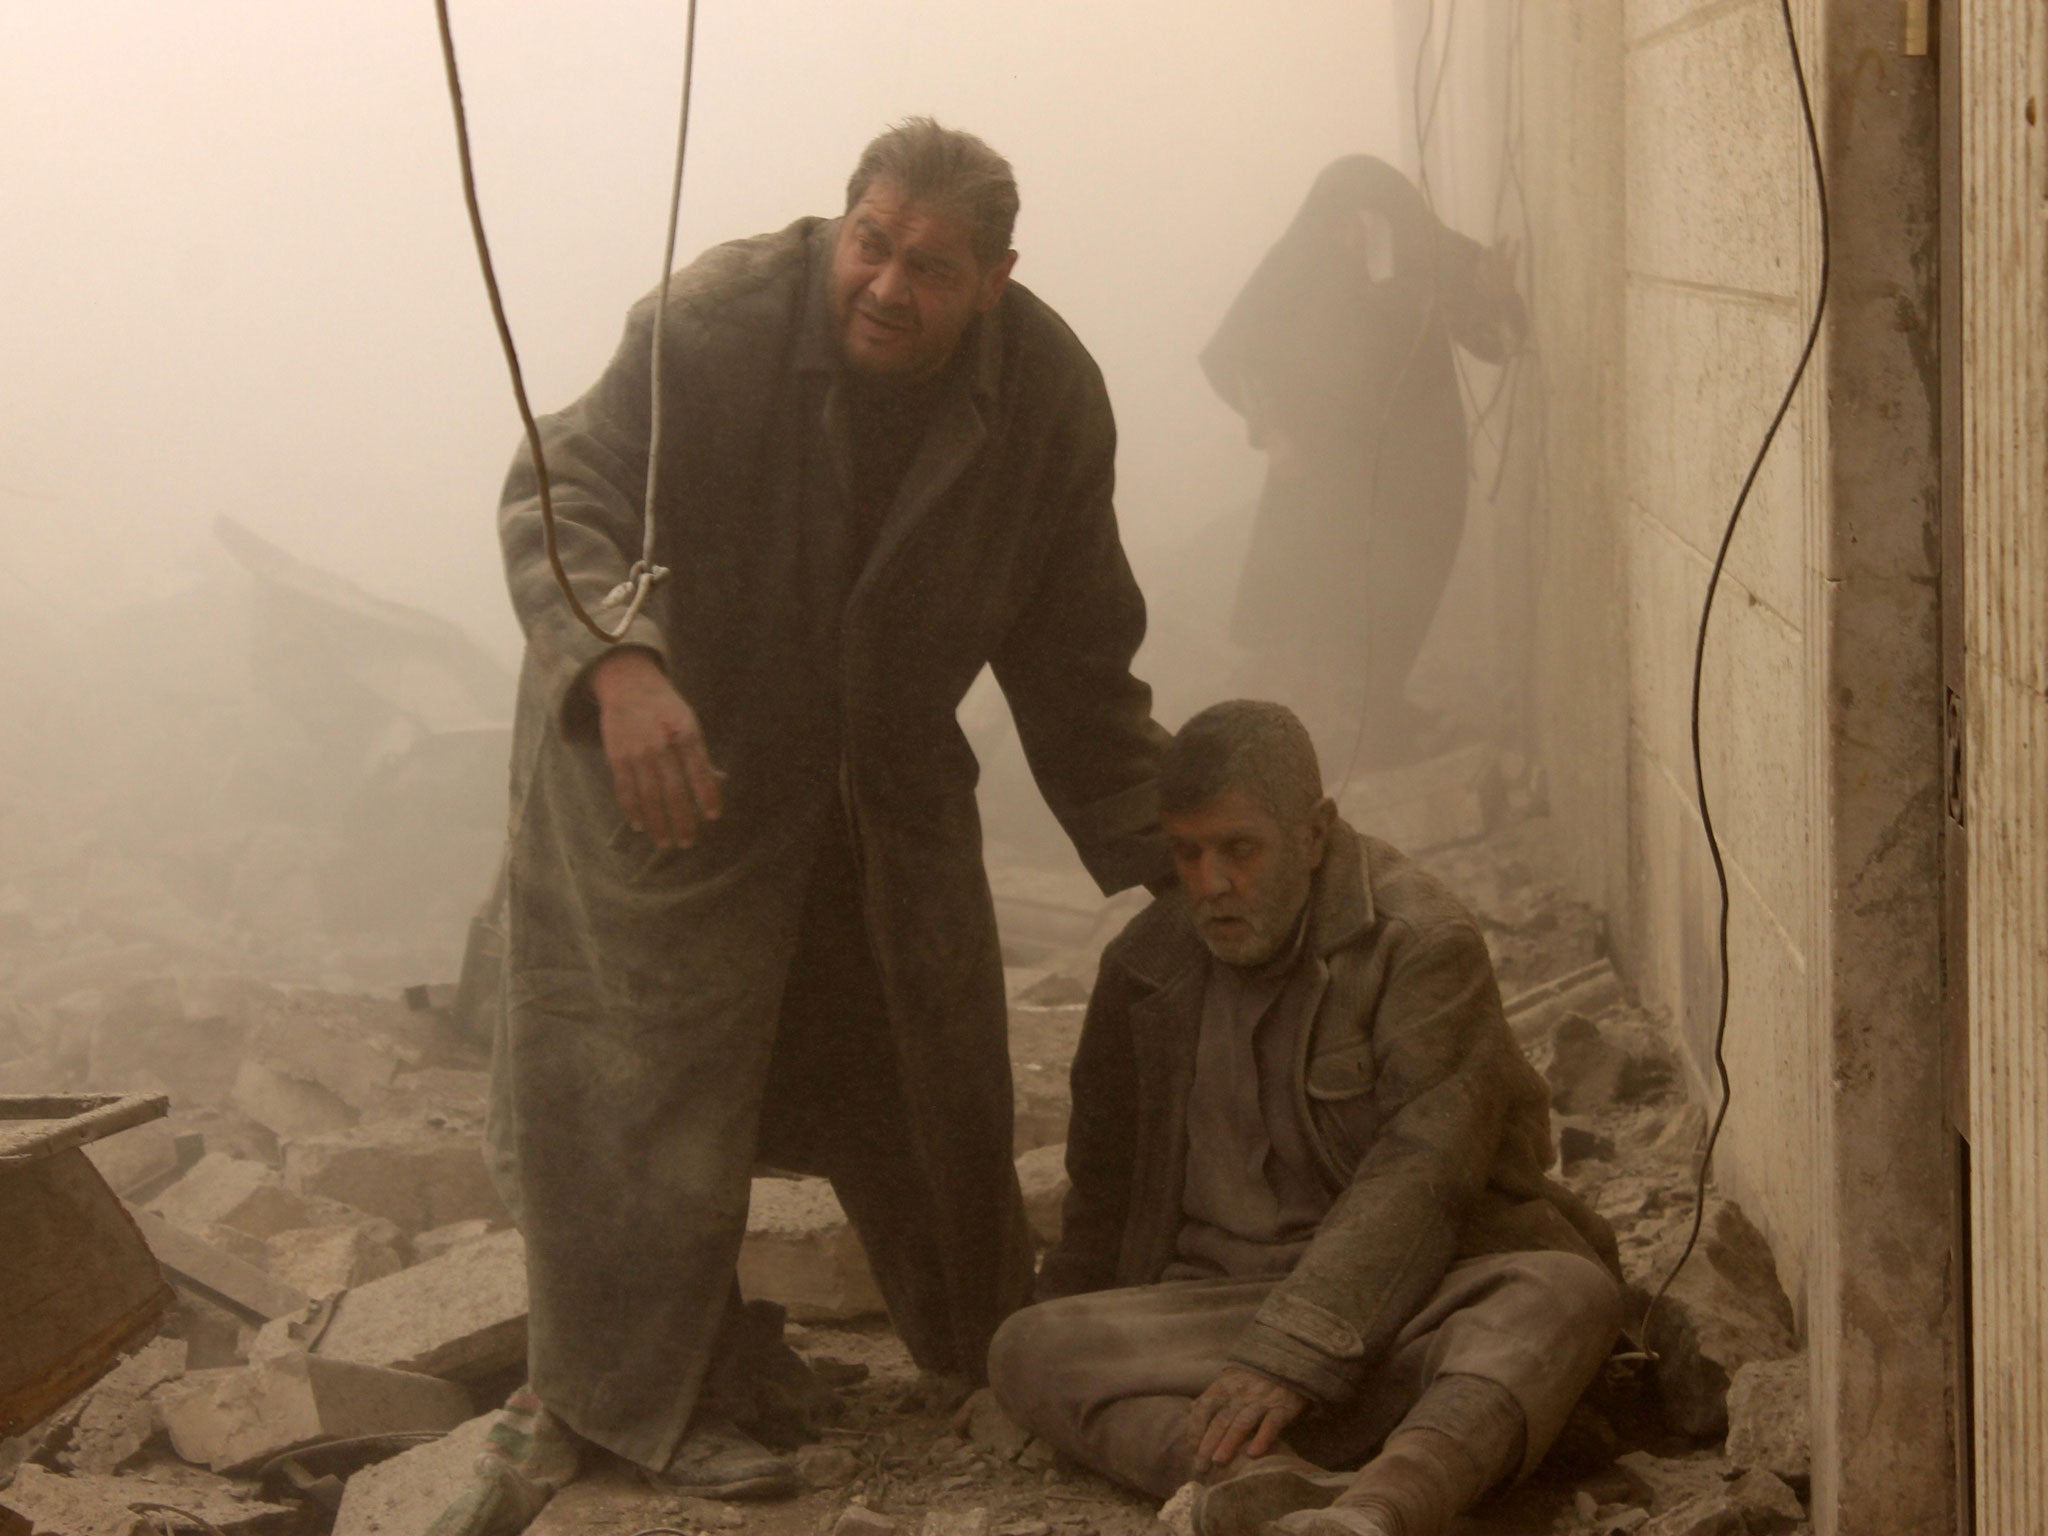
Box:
[1519,3,1954,1530]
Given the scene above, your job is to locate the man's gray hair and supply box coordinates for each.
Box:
[1160,701,1325,825]
[845,118,1019,267]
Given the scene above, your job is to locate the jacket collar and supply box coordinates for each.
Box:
[1121,819,1378,994]
[795,216,1006,402]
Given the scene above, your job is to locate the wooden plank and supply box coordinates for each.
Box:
[0,1093,170,1168]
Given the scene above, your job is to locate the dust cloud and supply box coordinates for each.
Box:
[2,0,1529,984]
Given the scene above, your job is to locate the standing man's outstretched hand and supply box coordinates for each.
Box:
[588,648,725,849]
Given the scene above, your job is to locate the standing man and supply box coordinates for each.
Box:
[989,701,1620,1536]
[482,120,1168,1511]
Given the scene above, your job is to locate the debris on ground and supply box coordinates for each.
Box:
[0,751,1816,1535]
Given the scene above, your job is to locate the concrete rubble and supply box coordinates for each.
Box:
[307,1228,528,1383]
[158,1353,471,1472]
[327,1412,496,1536]
[0,772,1824,1536]
[1723,1356,1811,1487]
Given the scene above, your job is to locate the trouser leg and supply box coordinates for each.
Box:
[1303,1249,1623,1478]
[989,1279,1274,1499]
[988,1251,1620,1503]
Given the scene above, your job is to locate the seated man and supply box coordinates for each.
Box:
[989,701,1622,1536]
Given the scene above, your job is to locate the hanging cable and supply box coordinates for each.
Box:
[1637,0,1830,1352]
[433,0,700,644]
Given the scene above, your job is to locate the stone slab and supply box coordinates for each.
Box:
[738,1178,885,1322]
[158,1352,472,1473]
[331,1412,497,1536]
[315,1227,528,1382]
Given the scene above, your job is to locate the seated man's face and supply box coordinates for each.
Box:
[1162,786,1328,967]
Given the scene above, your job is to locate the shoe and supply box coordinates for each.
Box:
[1192,1451,1352,1536]
[658,1415,802,1500]
[421,1466,554,1536]
[422,1387,580,1536]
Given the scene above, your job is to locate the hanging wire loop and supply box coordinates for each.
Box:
[433,0,699,644]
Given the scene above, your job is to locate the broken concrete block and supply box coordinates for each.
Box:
[284,1124,509,1236]
[1336,742,1493,854]
[82,1121,201,1200]
[1545,1015,1674,1113]
[331,1411,498,1536]
[1016,1436,1057,1472]
[412,1217,495,1264]
[160,1287,251,1370]
[1015,973,1090,1008]
[58,1336,188,1475]
[796,1442,863,1487]
[1015,1144,1068,1247]
[962,1390,1032,1462]
[1727,1469,1805,1532]
[265,1223,405,1297]
[314,1227,528,1383]
[77,976,277,1109]
[373,1067,492,1132]
[1644,1203,1797,1439]
[833,1508,902,1536]
[129,1207,311,1323]
[921,1509,993,1536]
[158,1351,472,1473]
[3,1464,291,1536]
[241,989,429,1113]
[1613,1451,1735,1515]
[230,1056,357,1142]
[738,1177,885,1322]
[1637,1492,1743,1536]
[146,1151,330,1242]
[1724,1356,1810,1486]
[1012,1076,1070,1155]
[1558,1124,1618,1169]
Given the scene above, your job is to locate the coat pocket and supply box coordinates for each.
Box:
[1305,1041,1378,1100]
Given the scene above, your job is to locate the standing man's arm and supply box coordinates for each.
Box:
[989,370,1170,895]
[499,295,723,847]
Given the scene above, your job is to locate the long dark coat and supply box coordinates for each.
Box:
[489,218,1168,1471]
[1038,824,1617,1404]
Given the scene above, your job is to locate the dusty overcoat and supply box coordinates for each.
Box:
[1038,823,1617,1405]
[489,217,1168,1471]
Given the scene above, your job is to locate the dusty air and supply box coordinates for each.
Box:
[1,5,2024,1536]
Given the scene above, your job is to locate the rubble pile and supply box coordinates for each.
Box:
[0,748,1814,1535]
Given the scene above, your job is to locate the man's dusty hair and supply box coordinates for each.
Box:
[845,118,1019,266]
[1160,701,1325,825]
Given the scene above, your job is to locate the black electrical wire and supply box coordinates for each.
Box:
[434,0,699,645]
[1639,0,1830,1350]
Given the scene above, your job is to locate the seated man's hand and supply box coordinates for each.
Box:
[1187,1364,1309,1476]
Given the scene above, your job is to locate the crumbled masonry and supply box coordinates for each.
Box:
[1,756,1813,1535]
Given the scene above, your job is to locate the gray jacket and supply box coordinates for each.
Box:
[1040,824,1618,1404]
